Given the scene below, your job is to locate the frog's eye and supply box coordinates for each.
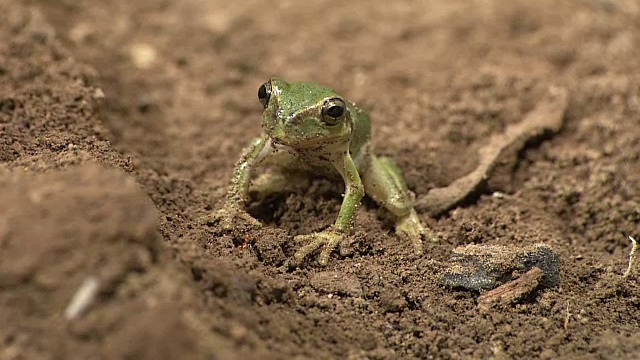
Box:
[258,82,271,108]
[321,98,346,125]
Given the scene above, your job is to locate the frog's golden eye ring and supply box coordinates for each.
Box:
[258,81,271,108]
[321,98,346,125]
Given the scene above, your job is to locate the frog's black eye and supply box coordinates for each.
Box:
[258,82,271,108]
[321,98,346,125]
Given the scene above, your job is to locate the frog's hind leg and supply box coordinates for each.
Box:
[249,169,311,202]
[362,155,435,256]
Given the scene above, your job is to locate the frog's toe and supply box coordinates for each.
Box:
[396,210,431,256]
[199,211,223,226]
[422,227,438,244]
[200,213,234,231]
[199,207,262,231]
[236,211,263,228]
[404,231,425,256]
[294,231,343,266]
[293,236,323,264]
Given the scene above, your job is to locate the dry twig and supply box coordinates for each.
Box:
[623,235,637,278]
[564,301,571,332]
[477,267,543,310]
[417,86,569,216]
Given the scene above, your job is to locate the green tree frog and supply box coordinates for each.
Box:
[207,78,434,265]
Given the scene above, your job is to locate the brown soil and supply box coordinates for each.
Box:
[2,0,639,359]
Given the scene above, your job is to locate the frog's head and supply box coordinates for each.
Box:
[258,78,352,149]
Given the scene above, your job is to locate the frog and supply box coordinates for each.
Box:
[205,78,435,266]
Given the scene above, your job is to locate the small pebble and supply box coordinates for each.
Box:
[130,43,157,69]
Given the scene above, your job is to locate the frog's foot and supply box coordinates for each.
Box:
[294,229,344,266]
[396,209,436,256]
[199,206,262,231]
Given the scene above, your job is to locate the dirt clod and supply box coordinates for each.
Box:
[310,271,363,297]
[0,163,159,290]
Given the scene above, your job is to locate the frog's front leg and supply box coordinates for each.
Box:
[362,155,436,256]
[202,136,273,230]
[294,152,364,266]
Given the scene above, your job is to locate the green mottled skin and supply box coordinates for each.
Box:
[206,78,433,265]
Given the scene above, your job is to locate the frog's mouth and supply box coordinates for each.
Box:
[270,132,348,150]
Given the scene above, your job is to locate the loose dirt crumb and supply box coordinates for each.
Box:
[623,236,637,278]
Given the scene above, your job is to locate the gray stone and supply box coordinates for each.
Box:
[440,243,560,291]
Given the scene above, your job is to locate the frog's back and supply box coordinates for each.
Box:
[349,103,371,170]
